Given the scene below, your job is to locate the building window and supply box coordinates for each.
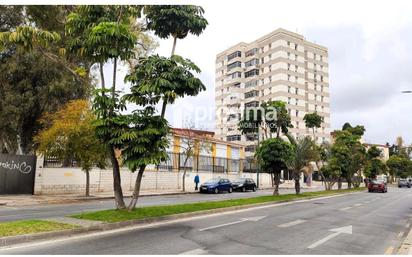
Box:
[269,65,272,71]
[269,43,272,49]
[288,97,291,104]
[245,101,259,108]
[233,83,241,88]
[269,53,272,59]
[245,58,259,68]
[288,86,291,93]
[245,48,258,57]
[229,72,241,79]
[296,99,299,105]
[296,121,299,128]
[295,76,298,83]
[287,63,291,70]
[287,52,290,58]
[228,51,241,61]
[245,145,256,152]
[287,41,290,47]
[295,44,298,50]
[245,80,258,88]
[227,135,241,141]
[245,69,259,78]
[227,61,242,71]
[320,55,323,61]
[321,75,324,82]
[296,110,299,117]
[288,74,291,81]
[245,90,259,99]
[295,88,298,94]
[246,134,258,141]
[269,76,272,82]
[295,54,298,60]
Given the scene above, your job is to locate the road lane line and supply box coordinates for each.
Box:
[179,248,208,255]
[384,246,394,255]
[278,219,306,228]
[353,203,363,207]
[199,216,266,231]
[339,206,352,211]
[307,226,352,249]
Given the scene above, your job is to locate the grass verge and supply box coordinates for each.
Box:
[0,220,77,238]
[72,187,365,223]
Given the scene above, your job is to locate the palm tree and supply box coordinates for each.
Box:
[286,135,320,194]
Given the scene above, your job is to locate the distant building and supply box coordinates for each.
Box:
[166,128,245,173]
[215,28,331,157]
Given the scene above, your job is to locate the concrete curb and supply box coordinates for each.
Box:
[0,190,363,248]
[397,224,412,255]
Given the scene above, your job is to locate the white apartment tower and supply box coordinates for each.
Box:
[215,28,331,157]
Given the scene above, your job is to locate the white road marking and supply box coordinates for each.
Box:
[199,216,266,231]
[353,203,363,207]
[179,248,208,255]
[0,193,361,252]
[278,219,306,228]
[339,206,352,211]
[307,226,352,249]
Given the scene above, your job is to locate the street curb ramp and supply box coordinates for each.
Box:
[0,190,363,248]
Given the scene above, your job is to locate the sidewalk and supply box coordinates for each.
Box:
[0,182,322,207]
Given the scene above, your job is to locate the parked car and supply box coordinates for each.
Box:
[398,179,411,188]
[368,179,387,193]
[199,178,232,194]
[231,178,257,192]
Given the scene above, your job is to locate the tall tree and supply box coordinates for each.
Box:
[287,135,319,194]
[303,112,324,140]
[0,6,91,154]
[255,138,294,195]
[123,53,205,209]
[35,100,107,196]
[387,155,412,180]
[364,146,387,180]
[66,6,146,209]
[144,5,208,117]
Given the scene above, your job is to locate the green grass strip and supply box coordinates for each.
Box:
[0,220,77,238]
[71,187,365,223]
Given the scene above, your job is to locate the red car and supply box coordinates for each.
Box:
[368,180,387,193]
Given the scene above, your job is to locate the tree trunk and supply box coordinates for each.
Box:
[85,169,90,197]
[182,157,189,192]
[99,62,105,90]
[338,178,342,190]
[347,177,352,189]
[160,36,178,119]
[270,173,274,187]
[273,172,280,195]
[294,174,301,195]
[112,58,117,97]
[171,36,177,56]
[128,165,146,210]
[109,147,126,209]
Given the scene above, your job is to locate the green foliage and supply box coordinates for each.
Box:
[303,112,324,135]
[72,187,365,223]
[237,100,292,139]
[124,54,205,106]
[386,155,412,179]
[35,99,107,172]
[119,107,169,172]
[144,5,208,40]
[287,135,319,175]
[65,5,142,64]
[255,138,294,174]
[0,6,91,154]
[342,122,365,137]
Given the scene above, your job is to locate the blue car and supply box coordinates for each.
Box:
[199,178,232,194]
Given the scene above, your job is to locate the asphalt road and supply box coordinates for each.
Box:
[1,186,411,254]
[0,188,321,222]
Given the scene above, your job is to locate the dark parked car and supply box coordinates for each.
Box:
[398,179,411,188]
[232,178,257,192]
[199,178,232,194]
[368,179,387,193]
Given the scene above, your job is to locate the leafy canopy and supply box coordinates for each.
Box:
[35,99,107,172]
[144,5,208,40]
[255,138,295,173]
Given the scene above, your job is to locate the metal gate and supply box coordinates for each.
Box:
[0,154,36,194]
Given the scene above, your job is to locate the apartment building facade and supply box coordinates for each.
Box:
[215,28,331,157]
